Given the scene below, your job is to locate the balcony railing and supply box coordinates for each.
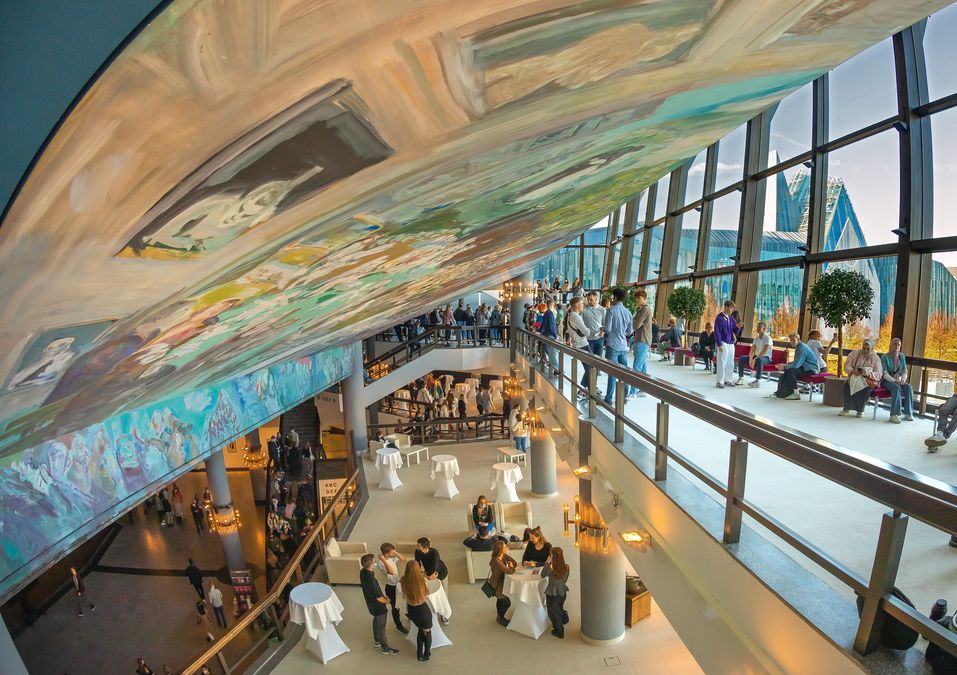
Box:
[516,328,957,660]
[181,469,363,674]
[366,325,509,382]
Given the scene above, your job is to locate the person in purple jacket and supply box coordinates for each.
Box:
[714,300,737,388]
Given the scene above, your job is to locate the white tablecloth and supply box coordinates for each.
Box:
[503,569,545,605]
[465,377,480,393]
[442,374,455,393]
[504,570,547,639]
[395,389,411,412]
[491,462,522,488]
[430,454,460,480]
[289,583,345,639]
[375,447,403,471]
[454,383,470,397]
[397,579,453,648]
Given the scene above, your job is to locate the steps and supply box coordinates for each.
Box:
[279,398,320,449]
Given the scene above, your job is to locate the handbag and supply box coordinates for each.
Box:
[480,575,496,599]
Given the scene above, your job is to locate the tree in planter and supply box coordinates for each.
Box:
[807,269,874,376]
[601,285,638,313]
[666,286,707,349]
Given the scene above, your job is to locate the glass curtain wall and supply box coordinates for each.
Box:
[534,8,957,396]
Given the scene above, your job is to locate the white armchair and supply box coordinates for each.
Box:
[497,501,533,537]
[324,538,367,584]
[388,433,412,450]
[465,503,497,534]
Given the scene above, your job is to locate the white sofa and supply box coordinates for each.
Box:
[324,538,368,584]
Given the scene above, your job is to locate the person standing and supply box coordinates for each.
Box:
[189,495,203,534]
[289,428,300,448]
[478,385,492,417]
[361,554,400,655]
[540,301,558,370]
[375,543,409,634]
[171,485,185,526]
[70,566,95,616]
[476,304,490,345]
[442,303,454,342]
[135,657,155,675]
[566,297,590,401]
[489,539,517,627]
[602,288,633,405]
[414,538,450,624]
[510,404,529,452]
[186,558,205,600]
[195,600,215,642]
[581,292,606,388]
[631,289,652,398]
[402,562,433,662]
[772,333,819,399]
[541,547,570,639]
[208,582,227,629]
[457,393,469,430]
[713,300,737,388]
[489,305,502,344]
[160,489,173,527]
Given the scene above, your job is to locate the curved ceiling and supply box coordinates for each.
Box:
[0,0,945,457]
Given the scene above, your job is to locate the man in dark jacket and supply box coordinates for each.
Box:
[186,558,205,599]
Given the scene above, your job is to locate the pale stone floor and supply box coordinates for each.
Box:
[572,355,957,616]
[274,439,703,675]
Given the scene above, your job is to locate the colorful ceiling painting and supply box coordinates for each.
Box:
[0,0,949,593]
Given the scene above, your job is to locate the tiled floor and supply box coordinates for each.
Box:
[15,469,266,675]
[273,439,703,675]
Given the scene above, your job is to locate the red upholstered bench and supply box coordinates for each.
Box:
[735,347,788,379]
[870,385,892,419]
[798,371,834,402]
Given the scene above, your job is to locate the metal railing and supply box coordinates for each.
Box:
[370,395,511,445]
[516,328,957,659]
[181,469,362,674]
[367,325,509,382]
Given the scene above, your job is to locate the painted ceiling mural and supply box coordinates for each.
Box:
[0,0,948,593]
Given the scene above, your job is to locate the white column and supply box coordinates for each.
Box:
[340,343,367,457]
[0,618,28,675]
[205,449,246,572]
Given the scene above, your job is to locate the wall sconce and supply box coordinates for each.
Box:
[563,503,570,536]
[242,445,267,469]
[619,530,651,552]
[572,465,591,477]
[565,494,611,554]
[574,512,581,547]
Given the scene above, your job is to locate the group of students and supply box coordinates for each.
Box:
[534,276,584,304]
[360,538,449,661]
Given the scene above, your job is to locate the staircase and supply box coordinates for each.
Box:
[279,398,320,449]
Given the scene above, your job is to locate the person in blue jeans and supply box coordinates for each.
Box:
[580,292,606,388]
[630,288,652,398]
[603,288,633,404]
[880,338,914,424]
[540,301,559,371]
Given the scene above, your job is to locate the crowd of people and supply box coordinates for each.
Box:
[523,286,929,431]
[265,432,319,582]
[381,300,511,347]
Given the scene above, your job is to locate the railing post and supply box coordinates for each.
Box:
[723,439,748,544]
[614,381,625,443]
[655,402,669,481]
[269,604,285,641]
[571,357,579,395]
[919,367,929,416]
[853,511,909,656]
[587,365,597,418]
[557,350,564,384]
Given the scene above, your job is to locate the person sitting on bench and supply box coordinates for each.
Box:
[773,333,819,400]
[735,322,772,388]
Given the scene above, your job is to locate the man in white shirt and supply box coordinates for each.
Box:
[375,543,409,633]
[208,582,227,628]
[735,322,772,388]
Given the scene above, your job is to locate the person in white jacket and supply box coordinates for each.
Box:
[566,297,591,401]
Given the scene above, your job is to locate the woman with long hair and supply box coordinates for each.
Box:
[541,546,570,638]
[401,561,432,662]
[489,539,517,626]
[521,526,552,567]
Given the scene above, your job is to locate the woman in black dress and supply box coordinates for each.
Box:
[402,562,432,662]
[521,526,552,567]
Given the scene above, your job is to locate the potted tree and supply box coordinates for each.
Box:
[666,286,706,366]
[807,268,874,406]
[601,285,638,313]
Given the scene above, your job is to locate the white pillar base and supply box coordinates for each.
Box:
[581,631,625,647]
[530,491,558,498]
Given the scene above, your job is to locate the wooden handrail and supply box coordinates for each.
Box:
[180,469,360,674]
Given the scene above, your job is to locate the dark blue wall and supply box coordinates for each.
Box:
[0,0,166,221]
